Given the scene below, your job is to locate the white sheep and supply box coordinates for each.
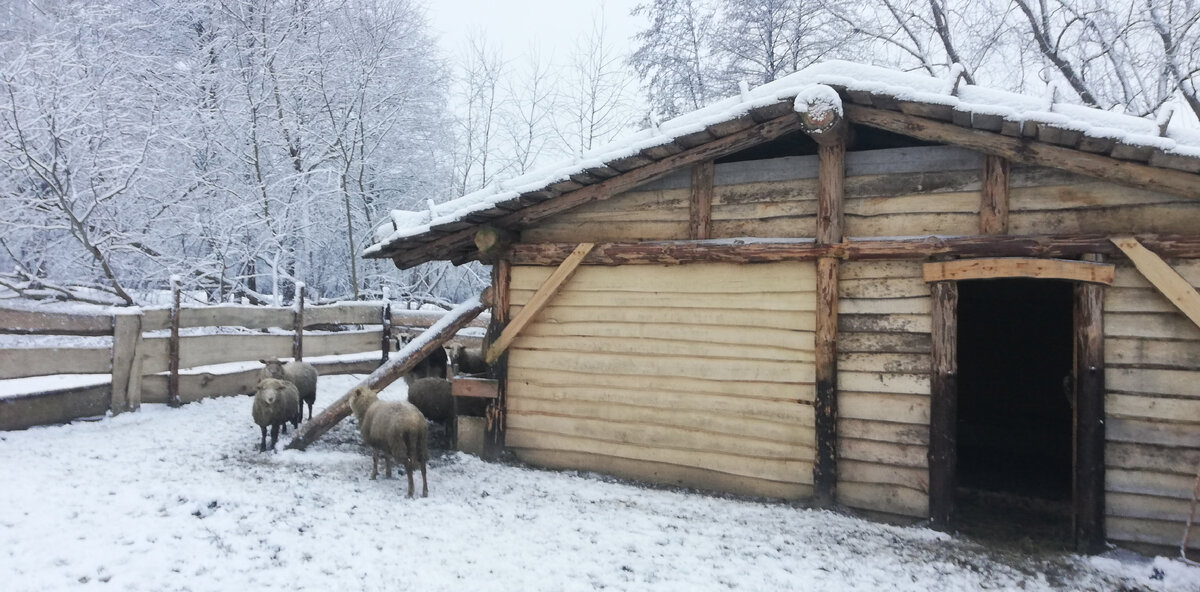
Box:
[252,378,301,452]
[259,358,319,420]
[348,385,429,498]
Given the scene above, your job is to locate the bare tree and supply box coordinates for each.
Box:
[630,0,719,118]
[556,14,639,157]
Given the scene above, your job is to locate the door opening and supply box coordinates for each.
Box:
[955,278,1075,543]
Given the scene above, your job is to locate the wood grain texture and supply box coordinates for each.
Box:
[487,243,593,363]
[690,161,714,239]
[844,104,1200,199]
[1075,260,1107,553]
[922,258,1115,285]
[980,155,1010,234]
[928,281,958,530]
[0,347,111,380]
[1111,237,1200,330]
[505,262,817,498]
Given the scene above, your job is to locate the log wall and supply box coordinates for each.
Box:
[1010,168,1200,236]
[505,262,818,499]
[1103,259,1200,551]
[835,260,932,518]
[521,148,1200,245]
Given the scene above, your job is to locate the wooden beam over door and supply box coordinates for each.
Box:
[922,258,1115,285]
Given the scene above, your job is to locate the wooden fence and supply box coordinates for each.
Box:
[0,296,487,431]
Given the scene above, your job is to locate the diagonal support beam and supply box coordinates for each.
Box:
[1111,237,1200,329]
[485,243,594,364]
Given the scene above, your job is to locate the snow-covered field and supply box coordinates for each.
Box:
[2,375,1198,592]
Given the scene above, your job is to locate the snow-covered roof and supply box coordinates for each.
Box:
[366,60,1200,268]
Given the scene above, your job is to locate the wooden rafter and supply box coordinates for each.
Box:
[1111,237,1200,329]
[485,243,594,364]
[980,155,1010,235]
[844,104,1200,199]
[922,258,1115,285]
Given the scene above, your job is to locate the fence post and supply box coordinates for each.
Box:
[168,276,182,407]
[381,288,392,365]
[111,310,144,414]
[292,282,305,361]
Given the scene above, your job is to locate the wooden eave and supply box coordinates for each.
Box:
[369,89,1200,270]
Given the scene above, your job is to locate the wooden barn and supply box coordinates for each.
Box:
[366,61,1200,554]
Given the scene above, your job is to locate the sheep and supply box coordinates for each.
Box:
[252,378,301,452]
[348,385,429,498]
[400,339,449,385]
[450,344,489,376]
[259,358,319,420]
[405,377,453,422]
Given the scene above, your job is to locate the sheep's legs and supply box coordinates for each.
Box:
[420,461,428,498]
[269,424,280,451]
[385,457,393,479]
[405,459,416,498]
[259,426,268,452]
[370,453,379,480]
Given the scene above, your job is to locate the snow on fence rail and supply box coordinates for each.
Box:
[0,297,487,431]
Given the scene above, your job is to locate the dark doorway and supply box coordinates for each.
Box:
[955,279,1075,542]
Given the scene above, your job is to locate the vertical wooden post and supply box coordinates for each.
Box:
[111,311,144,414]
[812,137,845,506]
[1074,253,1106,553]
[293,282,305,361]
[689,161,714,240]
[483,258,512,460]
[381,294,392,366]
[813,257,839,506]
[980,155,1010,235]
[928,281,959,530]
[167,276,182,407]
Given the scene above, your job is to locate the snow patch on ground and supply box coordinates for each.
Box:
[2,374,1198,591]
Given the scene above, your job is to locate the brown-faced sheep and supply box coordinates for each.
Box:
[252,378,301,452]
[451,344,489,376]
[348,385,429,498]
[405,377,453,422]
[259,359,319,420]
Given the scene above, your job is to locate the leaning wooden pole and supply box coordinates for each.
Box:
[285,290,491,451]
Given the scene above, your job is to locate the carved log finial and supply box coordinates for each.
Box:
[474,226,516,264]
[795,84,847,145]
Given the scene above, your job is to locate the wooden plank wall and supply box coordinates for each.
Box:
[1104,259,1200,551]
[523,146,984,242]
[1009,167,1200,235]
[505,262,818,499]
[836,260,932,518]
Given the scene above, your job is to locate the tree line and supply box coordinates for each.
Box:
[1,0,1196,306]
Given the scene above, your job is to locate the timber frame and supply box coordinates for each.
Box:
[369,66,1200,555]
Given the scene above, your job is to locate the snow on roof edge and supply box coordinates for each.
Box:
[365,60,1200,258]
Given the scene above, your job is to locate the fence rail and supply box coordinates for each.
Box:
[0,293,486,430]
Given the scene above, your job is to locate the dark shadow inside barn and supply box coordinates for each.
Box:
[955,279,1075,544]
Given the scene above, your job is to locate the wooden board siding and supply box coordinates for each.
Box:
[836,260,932,517]
[1103,259,1200,551]
[506,262,817,499]
[1009,168,1200,236]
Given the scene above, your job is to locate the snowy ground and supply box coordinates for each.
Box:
[2,375,1198,592]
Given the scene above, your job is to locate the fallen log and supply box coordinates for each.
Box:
[285,291,490,451]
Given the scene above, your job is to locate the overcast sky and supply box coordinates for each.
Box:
[424,0,642,61]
